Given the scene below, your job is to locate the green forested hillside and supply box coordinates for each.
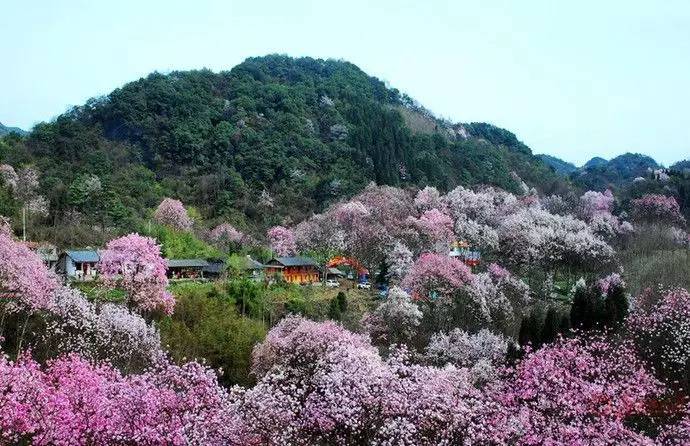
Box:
[0,55,565,244]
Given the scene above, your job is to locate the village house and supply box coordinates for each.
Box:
[56,249,100,280]
[166,259,209,279]
[25,242,59,271]
[265,256,320,284]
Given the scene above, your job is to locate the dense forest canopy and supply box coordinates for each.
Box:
[0,55,567,245]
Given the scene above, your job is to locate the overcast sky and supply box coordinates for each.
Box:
[1,0,688,165]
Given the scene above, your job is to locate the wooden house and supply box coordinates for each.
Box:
[166,259,210,279]
[265,256,320,284]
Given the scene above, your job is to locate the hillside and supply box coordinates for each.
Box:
[0,55,565,243]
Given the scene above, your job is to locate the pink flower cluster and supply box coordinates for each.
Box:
[153,198,193,231]
[0,351,249,445]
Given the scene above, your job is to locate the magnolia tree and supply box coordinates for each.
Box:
[98,233,174,315]
[0,348,250,445]
[0,233,57,312]
[153,198,193,231]
[45,286,164,371]
[628,287,690,387]
[632,194,686,226]
[361,286,422,345]
[425,328,510,385]
[210,223,247,251]
[498,207,615,273]
[486,336,664,445]
[267,225,297,256]
[401,252,472,300]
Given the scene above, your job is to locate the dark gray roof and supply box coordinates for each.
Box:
[327,267,345,276]
[66,250,100,263]
[245,257,264,270]
[166,259,210,268]
[203,260,226,274]
[271,256,318,267]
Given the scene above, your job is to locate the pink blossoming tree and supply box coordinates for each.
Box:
[153,198,193,231]
[267,225,297,256]
[98,233,174,315]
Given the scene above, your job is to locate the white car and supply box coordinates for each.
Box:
[357,282,371,289]
[326,279,340,288]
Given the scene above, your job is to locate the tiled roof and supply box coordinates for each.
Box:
[271,256,318,267]
[66,250,100,263]
[166,259,210,268]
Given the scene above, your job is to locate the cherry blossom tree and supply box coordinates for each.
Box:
[266,225,297,256]
[98,233,174,315]
[153,198,193,231]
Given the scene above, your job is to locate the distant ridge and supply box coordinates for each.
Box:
[0,121,27,136]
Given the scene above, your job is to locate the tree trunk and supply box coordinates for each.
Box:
[22,206,27,241]
[17,314,30,354]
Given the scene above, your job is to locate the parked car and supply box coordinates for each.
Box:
[326,279,340,288]
[357,281,371,289]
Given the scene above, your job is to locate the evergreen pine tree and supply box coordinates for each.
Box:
[541,307,560,344]
[604,283,628,328]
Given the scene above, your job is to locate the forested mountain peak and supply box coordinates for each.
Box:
[1,55,565,244]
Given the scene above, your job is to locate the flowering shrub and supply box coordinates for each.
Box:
[153,198,193,230]
[98,233,174,315]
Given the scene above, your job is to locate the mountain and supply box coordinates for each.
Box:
[573,153,660,190]
[0,55,566,242]
[671,159,690,171]
[583,157,608,169]
[0,122,27,137]
[537,154,577,175]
